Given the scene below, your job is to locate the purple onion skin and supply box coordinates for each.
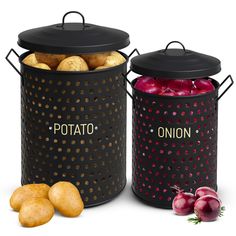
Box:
[194,79,215,91]
[134,76,161,94]
[172,192,196,216]
[195,186,218,199]
[194,195,221,222]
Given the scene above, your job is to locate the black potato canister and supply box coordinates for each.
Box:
[6,11,130,207]
[123,41,233,209]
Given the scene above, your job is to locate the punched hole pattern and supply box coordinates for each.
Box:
[132,92,218,208]
[21,69,127,207]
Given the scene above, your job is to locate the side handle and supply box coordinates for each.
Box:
[120,48,140,107]
[217,75,234,101]
[120,73,133,100]
[125,48,140,76]
[6,49,22,76]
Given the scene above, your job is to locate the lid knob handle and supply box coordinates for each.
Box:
[61,11,85,28]
[164,41,186,52]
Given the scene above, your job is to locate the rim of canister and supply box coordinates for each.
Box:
[131,77,220,99]
[19,51,128,75]
[18,11,130,54]
[130,41,221,79]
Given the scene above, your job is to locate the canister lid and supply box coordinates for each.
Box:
[131,41,221,78]
[18,11,130,54]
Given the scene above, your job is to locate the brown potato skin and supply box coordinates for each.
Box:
[49,181,84,217]
[19,198,54,227]
[35,52,66,68]
[81,52,110,69]
[57,56,89,71]
[22,53,38,66]
[33,63,51,70]
[104,51,126,67]
[10,184,50,211]
[95,65,109,70]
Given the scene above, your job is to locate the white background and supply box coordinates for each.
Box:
[0,0,235,235]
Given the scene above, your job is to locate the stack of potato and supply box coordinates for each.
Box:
[10,182,84,227]
[23,51,126,71]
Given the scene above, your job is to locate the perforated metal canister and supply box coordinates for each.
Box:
[124,41,233,208]
[131,79,219,208]
[6,11,130,207]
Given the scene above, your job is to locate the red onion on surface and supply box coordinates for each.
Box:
[172,186,196,216]
[188,195,224,224]
[195,186,218,199]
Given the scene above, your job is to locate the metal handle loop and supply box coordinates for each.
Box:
[62,11,85,28]
[119,48,140,106]
[164,41,186,52]
[120,73,133,100]
[128,48,140,58]
[217,75,234,101]
[5,48,22,77]
[125,48,140,77]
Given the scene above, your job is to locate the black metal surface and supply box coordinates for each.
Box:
[131,79,219,208]
[130,41,221,78]
[18,11,130,54]
[20,52,127,207]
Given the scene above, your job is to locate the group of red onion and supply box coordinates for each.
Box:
[172,186,224,224]
[134,76,215,96]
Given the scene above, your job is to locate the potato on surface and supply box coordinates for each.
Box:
[10,183,50,211]
[48,181,84,217]
[19,198,54,227]
[104,51,126,67]
[22,53,38,66]
[33,63,51,70]
[57,56,89,72]
[35,52,66,68]
[81,52,110,69]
